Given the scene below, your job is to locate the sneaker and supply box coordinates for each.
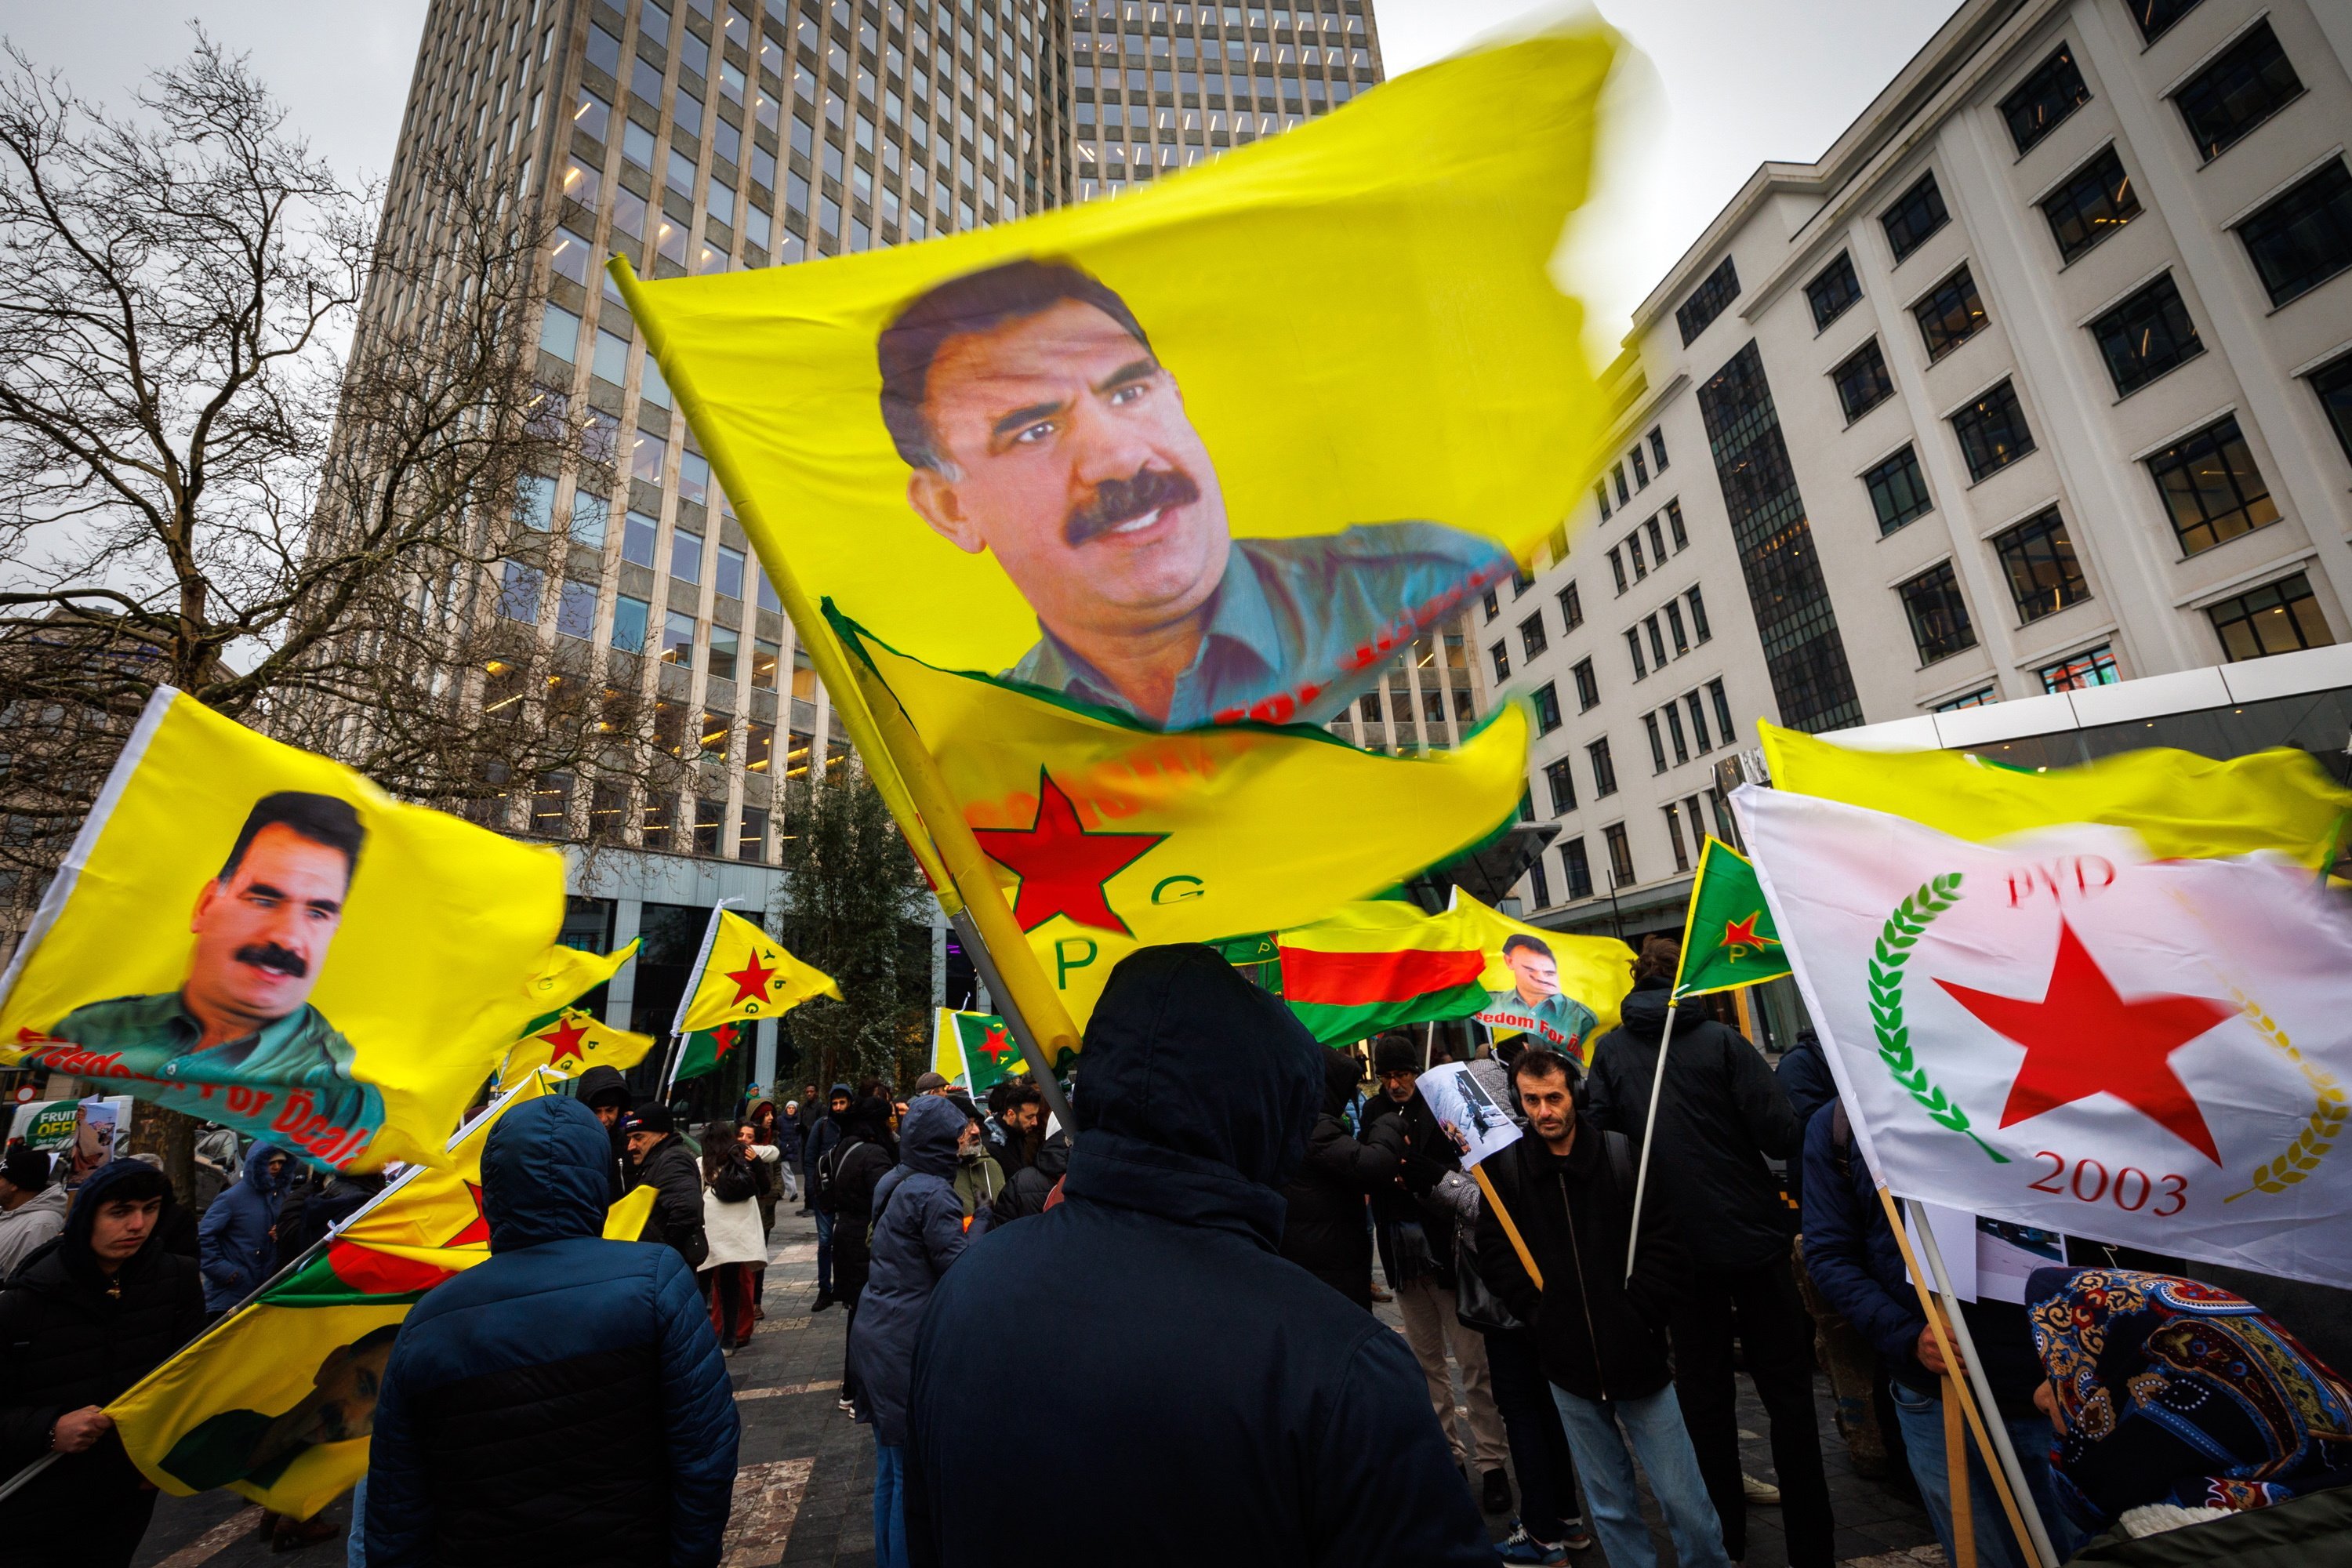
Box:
[1482,1468,1514,1515]
[838,1396,856,1414]
[1496,1523,1567,1564]
[812,1290,834,1312]
[1741,1472,1781,1505]
[1370,1282,1394,1302]
[1559,1516,1595,1552]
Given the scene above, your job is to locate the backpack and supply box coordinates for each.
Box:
[710,1155,757,1204]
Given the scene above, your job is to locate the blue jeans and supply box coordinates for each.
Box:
[815,1208,835,1295]
[347,1475,367,1568]
[1890,1381,2082,1568]
[1551,1384,1730,1568]
[873,1438,910,1568]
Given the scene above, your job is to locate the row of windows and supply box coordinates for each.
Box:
[1595,429,1671,518]
[1625,586,1711,680]
[495,558,815,682]
[1605,499,1686,589]
[1641,681,1735,775]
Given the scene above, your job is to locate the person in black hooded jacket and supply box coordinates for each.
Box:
[828,1098,896,1411]
[905,944,1490,1568]
[0,1159,205,1568]
[1584,936,1831,1568]
[1279,1046,1403,1308]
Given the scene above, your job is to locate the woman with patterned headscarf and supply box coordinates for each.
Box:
[2025,1267,2352,1559]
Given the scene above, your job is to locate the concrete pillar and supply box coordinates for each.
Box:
[604,898,642,1031]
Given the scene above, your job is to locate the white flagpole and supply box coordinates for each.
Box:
[659,898,737,1098]
[1906,1197,2058,1568]
[1621,1000,1679,1282]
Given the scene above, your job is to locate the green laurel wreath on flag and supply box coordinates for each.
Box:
[2224,996,2348,1201]
[1869,874,2006,1164]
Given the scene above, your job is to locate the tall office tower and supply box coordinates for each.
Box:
[353,0,1424,1040]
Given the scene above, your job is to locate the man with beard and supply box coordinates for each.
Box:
[50,792,382,1145]
[1476,934,1601,1058]
[878,259,1514,728]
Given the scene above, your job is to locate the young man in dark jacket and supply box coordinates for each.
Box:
[907,945,1493,1566]
[827,1097,896,1410]
[1584,940,1834,1567]
[806,1082,853,1305]
[194,1140,291,1315]
[575,1064,635,1200]
[1801,1101,2078,1567]
[0,1160,205,1568]
[1476,1047,1728,1568]
[1279,1046,1403,1308]
[623,1105,707,1269]
[366,1095,739,1567]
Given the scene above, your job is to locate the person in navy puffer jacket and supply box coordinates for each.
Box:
[364,1095,739,1568]
[195,1140,291,1315]
[849,1094,993,1568]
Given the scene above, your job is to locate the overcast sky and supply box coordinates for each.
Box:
[5,0,1959,347]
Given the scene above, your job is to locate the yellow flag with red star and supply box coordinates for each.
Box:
[677,909,840,1036]
[499,1005,656,1090]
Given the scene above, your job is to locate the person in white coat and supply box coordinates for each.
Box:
[699,1120,779,1352]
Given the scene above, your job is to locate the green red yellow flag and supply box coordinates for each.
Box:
[930,1008,1027,1093]
[671,1018,754,1084]
[1276,891,1632,1061]
[107,1073,655,1519]
[677,909,840,1035]
[1671,837,1789,999]
[499,1004,655,1090]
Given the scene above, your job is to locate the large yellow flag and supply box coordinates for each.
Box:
[0,691,568,1171]
[108,1074,656,1520]
[499,1006,656,1090]
[677,909,840,1035]
[1760,722,2352,867]
[855,626,1530,1029]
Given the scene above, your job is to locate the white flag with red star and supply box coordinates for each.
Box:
[1736,787,2352,1290]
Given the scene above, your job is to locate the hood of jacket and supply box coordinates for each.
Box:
[573,1064,632,1110]
[483,1096,613,1252]
[1063,945,1319,1250]
[898,1094,966,1179]
[1319,1047,1364,1120]
[1617,978,1671,1040]
[238,1140,293,1200]
[55,1156,179,1287]
[1030,1130,1071,1181]
[827,1083,855,1126]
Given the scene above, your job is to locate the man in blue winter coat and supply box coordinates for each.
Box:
[904,943,1491,1567]
[364,1095,739,1568]
[195,1141,291,1315]
[850,1094,994,1568]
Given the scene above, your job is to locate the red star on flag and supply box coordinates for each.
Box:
[974,771,1166,935]
[711,1022,741,1061]
[1936,918,2233,1165]
[444,1181,492,1248]
[979,1023,1015,1064]
[1719,913,1773,960]
[536,1015,591,1066]
[725,949,777,1007]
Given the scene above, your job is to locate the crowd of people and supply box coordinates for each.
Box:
[2,938,2350,1567]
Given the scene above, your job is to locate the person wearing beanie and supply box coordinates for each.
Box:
[0,1146,67,1279]
[0,1160,205,1566]
[575,1065,636,1201]
[622,1105,707,1269]
[805,1082,855,1308]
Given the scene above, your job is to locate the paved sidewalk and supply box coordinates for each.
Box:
[136,1205,1944,1567]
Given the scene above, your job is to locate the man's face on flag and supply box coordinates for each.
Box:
[187,822,350,1031]
[1506,946,1560,1007]
[906,299,1232,652]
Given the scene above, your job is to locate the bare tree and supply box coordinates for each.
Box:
[0,38,679,1186]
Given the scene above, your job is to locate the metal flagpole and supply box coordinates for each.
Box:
[659,898,737,1098]
[949,908,1076,1137]
[1907,1196,2059,1568]
[1621,1001,1679,1281]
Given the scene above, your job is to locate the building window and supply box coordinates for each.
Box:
[1994,508,2088,622]
[1913,266,1987,361]
[708,624,739,681]
[495,561,543,622]
[1562,837,1594,900]
[622,510,660,567]
[1518,789,1536,824]
[2235,159,2352,309]
[1665,601,1690,657]
[549,226,594,285]
[1664,702,1690,764]
[2312,352,2352,467]
[1933,687,1999,711]
[1650,427,1670,474]
[670,528,703,585]
[2129,0,2201,43]
[1675,254,1741,347]
[739,805,769,862]
[1664,804,1691,874]
[1864,445,1934,534]
[2208,574,2334,662]
[2146,416,2278,555]
[1490,641,1510,681]
[1613,463,1630,506]
[1588,737,1617,797]
[2090,274,2202,396]
[1624,627,1646,680]
[1607,548,1628,595]
[1686,587,1711,642]
[1519,613,1548,662]
[556,579,598,640]
[1999,45,2090,154]
[1832,339,1895,423]
[2042,146,2140,265]
[612,593,651,653]
[1696,341,1860,734]
[1645,515,1668,565]
[1573,657,1599,710]
[1533,682,1562,734]
[661,610,698,665]
[1806,251,1862,330]
[1897,561,1977,665]
[1483,588,1501,622]
[1951,379,2035,480]
[2039,645,2119,692]
[1644,712,1668,773]
[539,302,582,361]
[1684,690,1713,751]
[1708,677,1733,744]
[1545,756,1577,815]
[1882,172,1949,263]
[1666,499,1688,550]
[1645,615,1668,670]
[2172,23,2301,163]
[1630,445,1650,488]
[1559,580,1584,630]
[1627,535,1648,582]
[1603,823,1635,888]
[1530,857,1552,909]
[1359,691,1383,724]
[751,639,779,691]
